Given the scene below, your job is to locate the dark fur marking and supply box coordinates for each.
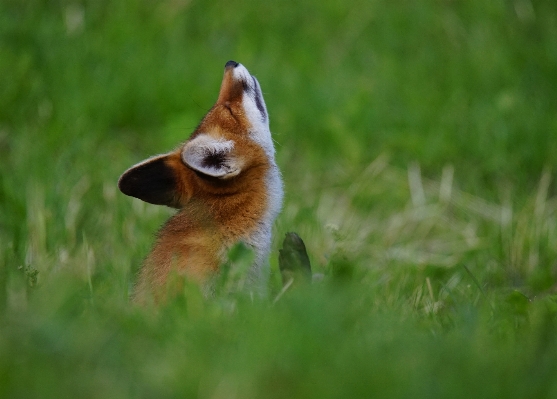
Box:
[252,76,267,120]
[118,157,179,207]
[201,151,226,169]
[242,80,251,93]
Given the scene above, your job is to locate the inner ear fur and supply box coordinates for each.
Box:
[182,136,242,179]
[118,155,181,207]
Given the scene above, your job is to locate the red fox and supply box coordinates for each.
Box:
[118,61,283,302]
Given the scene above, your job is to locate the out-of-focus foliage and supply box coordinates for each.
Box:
[1,0,557,398]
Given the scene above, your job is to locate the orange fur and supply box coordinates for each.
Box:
[119,61,282,303]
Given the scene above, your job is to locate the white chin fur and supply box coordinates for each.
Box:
[233,64,276,159]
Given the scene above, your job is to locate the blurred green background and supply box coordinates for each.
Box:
[1,0,557,398]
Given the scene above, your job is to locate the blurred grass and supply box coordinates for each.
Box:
[1,0,557,397]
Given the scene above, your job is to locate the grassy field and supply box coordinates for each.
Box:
[1,0,557,397]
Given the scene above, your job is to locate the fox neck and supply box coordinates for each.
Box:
[168,159,282,279]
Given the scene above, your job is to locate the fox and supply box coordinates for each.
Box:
[118,61,283,302]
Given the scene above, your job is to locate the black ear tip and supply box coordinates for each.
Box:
[117,170,134,196]
[117,156,180,207]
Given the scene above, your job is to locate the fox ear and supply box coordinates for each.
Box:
[182,135,242,178]
[118,154,180,207]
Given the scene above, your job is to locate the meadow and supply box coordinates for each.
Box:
[1,0,557,397]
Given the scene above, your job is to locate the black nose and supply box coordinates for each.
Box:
[225,60,239,69]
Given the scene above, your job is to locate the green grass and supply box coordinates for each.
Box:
[1,0,557,397]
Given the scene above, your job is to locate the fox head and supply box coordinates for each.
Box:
[118,61,279,209]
